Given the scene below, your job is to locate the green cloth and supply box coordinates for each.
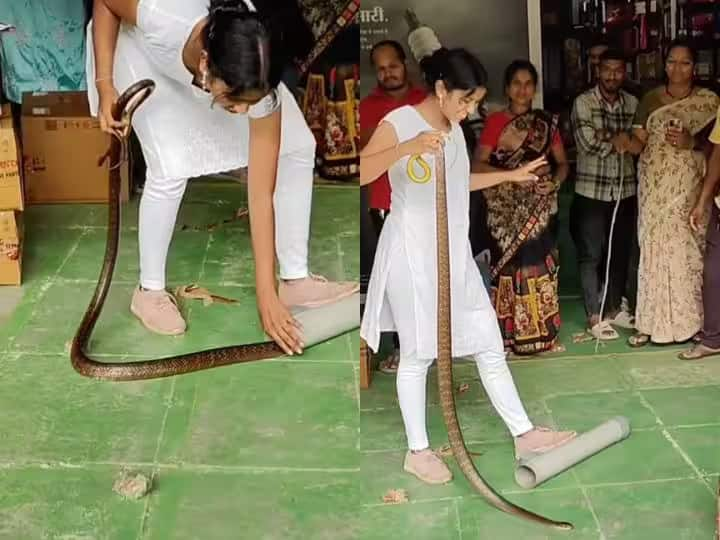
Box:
[0,0,87,103]
[633,86,673,129]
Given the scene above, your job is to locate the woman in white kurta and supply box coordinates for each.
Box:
[360,47,575,485]
[88,0,357,354]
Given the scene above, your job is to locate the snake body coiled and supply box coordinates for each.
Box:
[70,80,287,381]
[433,148,573,530]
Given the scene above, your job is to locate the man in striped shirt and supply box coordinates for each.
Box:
[570,49,640,340]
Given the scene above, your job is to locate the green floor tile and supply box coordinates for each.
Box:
[22,226,84,284]
[142,469,360,540]
[587,479,715,539]
[667,426,720,476]
[157,362,358,469]
[24,203,103,229]
[0,467,145,540]
[0,283,48,351]
[546,391,659,433]
[201,227,257,285]
[571,431,696,485]
[174,202,233,231]
[510,356,631,400]
[621,351,720,388]
[181,179,249,206]
[0,353,171,464]
[58,228,208,284]
[640,386,720,427]
[359,500,459,540]
[458,489,600,539]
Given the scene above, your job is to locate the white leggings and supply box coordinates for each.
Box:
[385,251,534,451]
[396,346,534,451]
[138,144,315,290]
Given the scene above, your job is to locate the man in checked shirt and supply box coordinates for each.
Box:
[570,49,640,341]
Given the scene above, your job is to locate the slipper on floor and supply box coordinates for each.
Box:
[628,333,650,348]
[590,321,619,341]
[607,310,635,330]
[678,343,720,361]
[378,350,400,374]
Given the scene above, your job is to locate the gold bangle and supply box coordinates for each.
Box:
[407,154,432,184]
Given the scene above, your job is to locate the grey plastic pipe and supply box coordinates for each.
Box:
[515,416,631,489]
[290,292,359,347]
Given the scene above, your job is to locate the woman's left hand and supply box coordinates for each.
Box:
[666,127,693,150]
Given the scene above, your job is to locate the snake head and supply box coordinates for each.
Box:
[112,79,156,140]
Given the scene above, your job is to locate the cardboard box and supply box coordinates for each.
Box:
[21,91,128,204]
[0,210,22,285]
[0,104,23,211]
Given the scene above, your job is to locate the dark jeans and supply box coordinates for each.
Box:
[702,204,720,349]
[570,194,638,319]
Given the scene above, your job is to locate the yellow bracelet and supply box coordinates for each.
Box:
[407,154,432,184]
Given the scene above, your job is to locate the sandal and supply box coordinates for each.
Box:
[378,350,400,374]
[628,333,650,348]
[589,321,620,341]
[678,343,720,361]
[607,310,635,330]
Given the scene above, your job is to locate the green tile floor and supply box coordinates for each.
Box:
[0,179,360,539]
[361,318,720,539]
[4,177,720,539]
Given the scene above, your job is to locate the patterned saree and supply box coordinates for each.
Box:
[482,110,562,354]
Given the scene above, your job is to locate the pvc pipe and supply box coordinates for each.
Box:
[290,292,359,347]
[515,416,631,489]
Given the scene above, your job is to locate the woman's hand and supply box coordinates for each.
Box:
[401,130,446,156]
[689,197,708,233]
[509,156,548,183]
[666,125,693,150]
[257,290,304,356]
[96,81,126,137]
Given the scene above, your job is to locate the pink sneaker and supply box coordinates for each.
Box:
[403,449,453,484]
[278,273,358,308]
[130,287,187,336]
[514,426,577,460]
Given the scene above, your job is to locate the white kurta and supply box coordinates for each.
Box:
[85,0,312,183]
[360,105,496,360]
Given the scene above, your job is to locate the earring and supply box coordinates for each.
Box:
[201,71,209,91]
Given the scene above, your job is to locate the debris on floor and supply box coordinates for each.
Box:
[112,470,152,500]
[382,488,408,505]
[180,207,248,232]
[572,332,594,344]
[175,284,239,306]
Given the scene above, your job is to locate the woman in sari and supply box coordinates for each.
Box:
[472,60,569,355]
[628,40,720,347]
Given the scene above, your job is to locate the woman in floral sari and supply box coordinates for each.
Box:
[628,40,720,347]
[472,60,569,355]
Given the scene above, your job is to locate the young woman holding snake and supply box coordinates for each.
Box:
[359,47,576,485]
[87,0,358,356]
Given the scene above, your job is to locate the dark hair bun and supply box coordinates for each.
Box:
[419,47,487,93]
[419,47,450,87]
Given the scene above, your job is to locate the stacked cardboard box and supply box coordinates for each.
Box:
[0,104,23,285]
[21,91,129,204]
